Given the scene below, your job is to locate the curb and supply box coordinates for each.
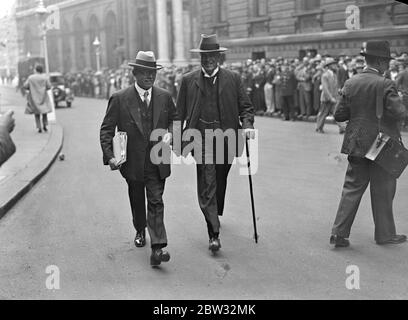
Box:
[0,123,64,219]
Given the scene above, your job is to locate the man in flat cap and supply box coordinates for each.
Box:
[176,34,255,253]
[330,40,407,248]
[100,51,178,266]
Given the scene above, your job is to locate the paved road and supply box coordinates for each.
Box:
[1,87,408,299]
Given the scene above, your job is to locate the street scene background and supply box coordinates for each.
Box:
[1,0,408,300]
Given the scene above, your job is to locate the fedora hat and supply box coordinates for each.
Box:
[360,40,393,60]
[190,34,228,53]
[128,51,163,70]
[324,57,337,68]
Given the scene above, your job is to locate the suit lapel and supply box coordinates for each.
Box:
[218,68,228,95]
[125,86,144,135]
[152,86,163,129]
[194,71,205,94]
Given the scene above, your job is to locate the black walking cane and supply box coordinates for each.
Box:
[245,136,258,243]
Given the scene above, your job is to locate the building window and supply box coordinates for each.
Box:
[247,0,270,36]
[252,0,268,17]
[301,0,320,11]
[294,0,323,33]
[211,0,229,37]
[213,0,227,23]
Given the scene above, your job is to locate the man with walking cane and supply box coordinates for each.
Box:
[176,34,255,253]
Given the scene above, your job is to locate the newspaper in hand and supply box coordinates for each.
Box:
[112,131,127,166]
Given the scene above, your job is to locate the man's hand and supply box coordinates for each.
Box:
[108,158,121,171]
[331,97,337,104]
[0,110,15,133]
[162,132,172,145]
[244,128,256,140]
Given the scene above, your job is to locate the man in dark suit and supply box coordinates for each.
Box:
[176,34,255,253]
[330,41,407,247]
[279,62,297,121]
[0,109,16,167]
[100,51,177,266]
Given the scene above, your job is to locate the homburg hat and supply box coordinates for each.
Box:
[128,51,163,70]
[190,34,228,53]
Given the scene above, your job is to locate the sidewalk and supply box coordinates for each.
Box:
[0,104,63,219]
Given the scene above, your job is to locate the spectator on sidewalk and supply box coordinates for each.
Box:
[279,62,297,121]
[295,57,313,118]
[316,58,339,133]
[23,64,52,133]
[0,109,16,166]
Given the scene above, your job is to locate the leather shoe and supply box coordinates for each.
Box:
[134,231,146,247]
[150,249,170,266]
[209,237,221,252]
[376,234,407,245]
[330,235,350,248]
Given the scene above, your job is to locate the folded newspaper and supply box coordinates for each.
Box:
[365,133,390,161]
[113,131,127,165]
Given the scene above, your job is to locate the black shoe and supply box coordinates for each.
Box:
[134,231,146,248]
[376,234,407,245]
[209,237,221,252]
[150,249,170,266]
[43,126,48,132]
[330,235,350,248]
[38,128,42,133]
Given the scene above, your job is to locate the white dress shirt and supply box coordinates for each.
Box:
[134,82,152,106]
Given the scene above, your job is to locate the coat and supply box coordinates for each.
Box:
[334,68,406,158]
[0,125,16,167]
[100,85,178,181]
[176,68,254,158]
[320,69,338,103]
[23,73,52,115]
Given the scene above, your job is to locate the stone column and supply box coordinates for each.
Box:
[172,0,187,65]
[155,0,170,64]
[57,36,64,72]
[83,32,91,69]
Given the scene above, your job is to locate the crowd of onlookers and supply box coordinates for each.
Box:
[40,51,408,129]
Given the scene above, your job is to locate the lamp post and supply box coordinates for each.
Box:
[36,0,56,122]
[93,36,101,72]
[36,0,49,74]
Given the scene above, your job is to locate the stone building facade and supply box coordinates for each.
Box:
[14,0,408,72]
[200,0,408,60]
[14,0,201,73]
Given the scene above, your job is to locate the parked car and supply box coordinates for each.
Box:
[49,72,74,108]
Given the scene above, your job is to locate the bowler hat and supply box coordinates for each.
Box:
[190,34,228,53]
[361,40,393,60]
[128,51,163,70]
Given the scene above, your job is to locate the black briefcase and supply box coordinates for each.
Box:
[369,134,408,179]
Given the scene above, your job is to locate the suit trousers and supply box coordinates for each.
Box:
[299,86,312,116]
[126,153,167,249]
[264,83,274,112]
[316,101,333,131]
[332,156,397,242]
[195,121,232,238]
[280,95,295,120]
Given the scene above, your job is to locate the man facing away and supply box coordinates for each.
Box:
[176,34,255,253]
[330,41,407,248]
[100,51,177,266]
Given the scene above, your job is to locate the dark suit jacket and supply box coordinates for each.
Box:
[0,127,16,167]
[334,68,406,157]
[100,85,177,181]
[176,68,254,157]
